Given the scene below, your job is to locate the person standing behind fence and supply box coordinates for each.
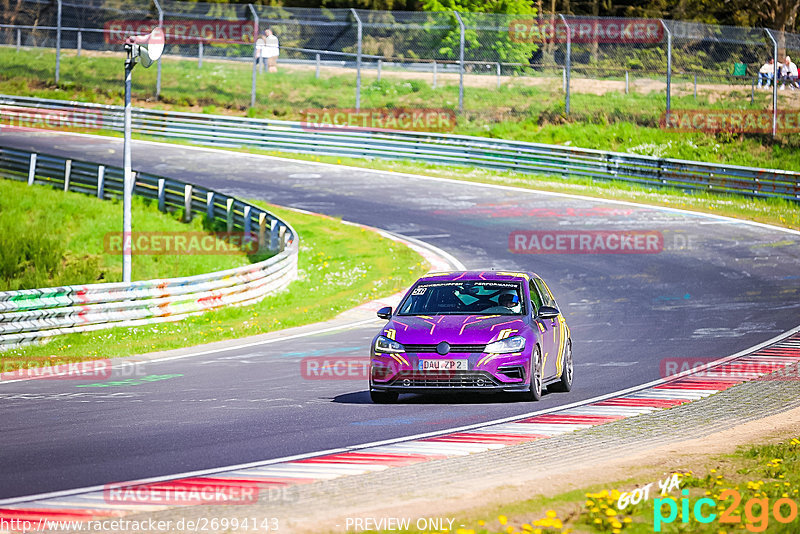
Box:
[264,29,279,73]
[758,58,774,88]
[255,34,266,74]
[779,55,798,90]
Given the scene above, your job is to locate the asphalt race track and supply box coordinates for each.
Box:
[1,131,799,500]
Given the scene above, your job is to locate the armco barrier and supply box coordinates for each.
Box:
[0,146,298,349]
[1,94,799,201]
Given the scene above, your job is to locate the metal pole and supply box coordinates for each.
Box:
[123,47,134,283]
[496,62,500,88]
[377,59,382,81]
[198,42,203,68]
[77,30,81,57]
[765,28,778,138]
[248,4,259,109]
[315,53,320,78]
[559,14,570,115]
[55,0,62,83]
[432,60,437,88]
[455,11,465,113]
[694,73,697,99]
[661,19,671,122]
[351,8,362,111]
[16,28,20,52]
[625,70,629,94]
[153,0,163,98]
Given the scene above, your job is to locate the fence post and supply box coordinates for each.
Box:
[377,59,382,82]
[249,4,259,109]
[16,28,21,52]
[157,178,166,212]
[694,73,697,99]
[226,198,234,233]
[198,42,203,68]
[625,71,629,94]
[55,0,62,83]
[27,153,37,185]
[206,191,215,221]
[496,62,501,88]
[765,28,778,138]
[454,11,465,113]
[432,60,437,88]
[351,8,363,112]
[77,30,81,57]
[315,53,320,78]
[63,159,72,192]
[97,165,105,199]
[183,184,193,222]
[661,19,671,123]
[559,14,571,116]
[153,0,163,98]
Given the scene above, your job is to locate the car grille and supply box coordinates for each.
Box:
[402,343,486,353]
[389,371,501,388]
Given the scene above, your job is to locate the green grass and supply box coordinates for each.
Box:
[3,47,800,170]
[1,202,428,362]
[0,178,254,290]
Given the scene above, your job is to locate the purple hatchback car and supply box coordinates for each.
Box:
[369,271,573,403]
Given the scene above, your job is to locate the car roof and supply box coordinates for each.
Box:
[416,270,539,283]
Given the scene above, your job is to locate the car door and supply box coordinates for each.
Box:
[533,277,562,380]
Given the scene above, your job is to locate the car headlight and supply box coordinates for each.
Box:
[485,335,526,354]
[375,335,405,353]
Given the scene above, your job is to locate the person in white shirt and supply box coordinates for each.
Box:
[780,55,798,90]
[255,35,266,74]
[758,58,774,88]
[263,29,279,73]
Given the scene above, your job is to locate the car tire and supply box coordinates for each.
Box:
[370,390,399,404]
[549,339,573,393]
[519,346,542,402]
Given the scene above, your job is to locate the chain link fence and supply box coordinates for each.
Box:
[1,1,799,136]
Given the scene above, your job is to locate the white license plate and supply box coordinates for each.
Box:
[419,359,468,371]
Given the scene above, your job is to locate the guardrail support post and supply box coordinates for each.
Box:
[153,0,163,99]
[661,19,671,122]
[243,205,252,244]
[351,8,363,112]
[278,225,286,252]
[63,159,72,192]
[315,53,320,78]
[97,165,105,199]
[270,219,278,251]
[55,0,62,83]
[183,184,193,222]
[258,212,268,252]
[77,30,81,57]
[559,14,571,116]
[206,191,215,221]
[157,178,166,212]
[455,11,465,113]
[248,4,259,109]
[27,153,37,185]
[226,197,235,233]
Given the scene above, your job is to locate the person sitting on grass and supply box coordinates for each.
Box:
[779,55,799,90]
[758,58,774,88]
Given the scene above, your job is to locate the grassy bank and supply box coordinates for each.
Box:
[0,178,254,290]
[1,202,428,362]
[2,47,800,170]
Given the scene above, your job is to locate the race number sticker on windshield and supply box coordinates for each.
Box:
[418,359,468,371]
[411,286,428,295]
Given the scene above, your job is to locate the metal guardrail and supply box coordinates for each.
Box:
[1,94,797,202]
[0,146,298,350]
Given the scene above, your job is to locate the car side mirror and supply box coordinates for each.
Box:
[377,306,392,320]
[537,305,560,319]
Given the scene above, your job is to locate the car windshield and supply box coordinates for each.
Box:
[397,281,524,316]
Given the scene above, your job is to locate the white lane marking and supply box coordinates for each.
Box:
[624,389,716,400]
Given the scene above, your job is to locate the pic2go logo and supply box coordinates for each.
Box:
[654,489,799,532]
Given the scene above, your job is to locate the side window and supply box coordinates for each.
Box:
[528,280,543,313]
[534,278,555,307]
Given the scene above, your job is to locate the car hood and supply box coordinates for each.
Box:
[385,315,528,346]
